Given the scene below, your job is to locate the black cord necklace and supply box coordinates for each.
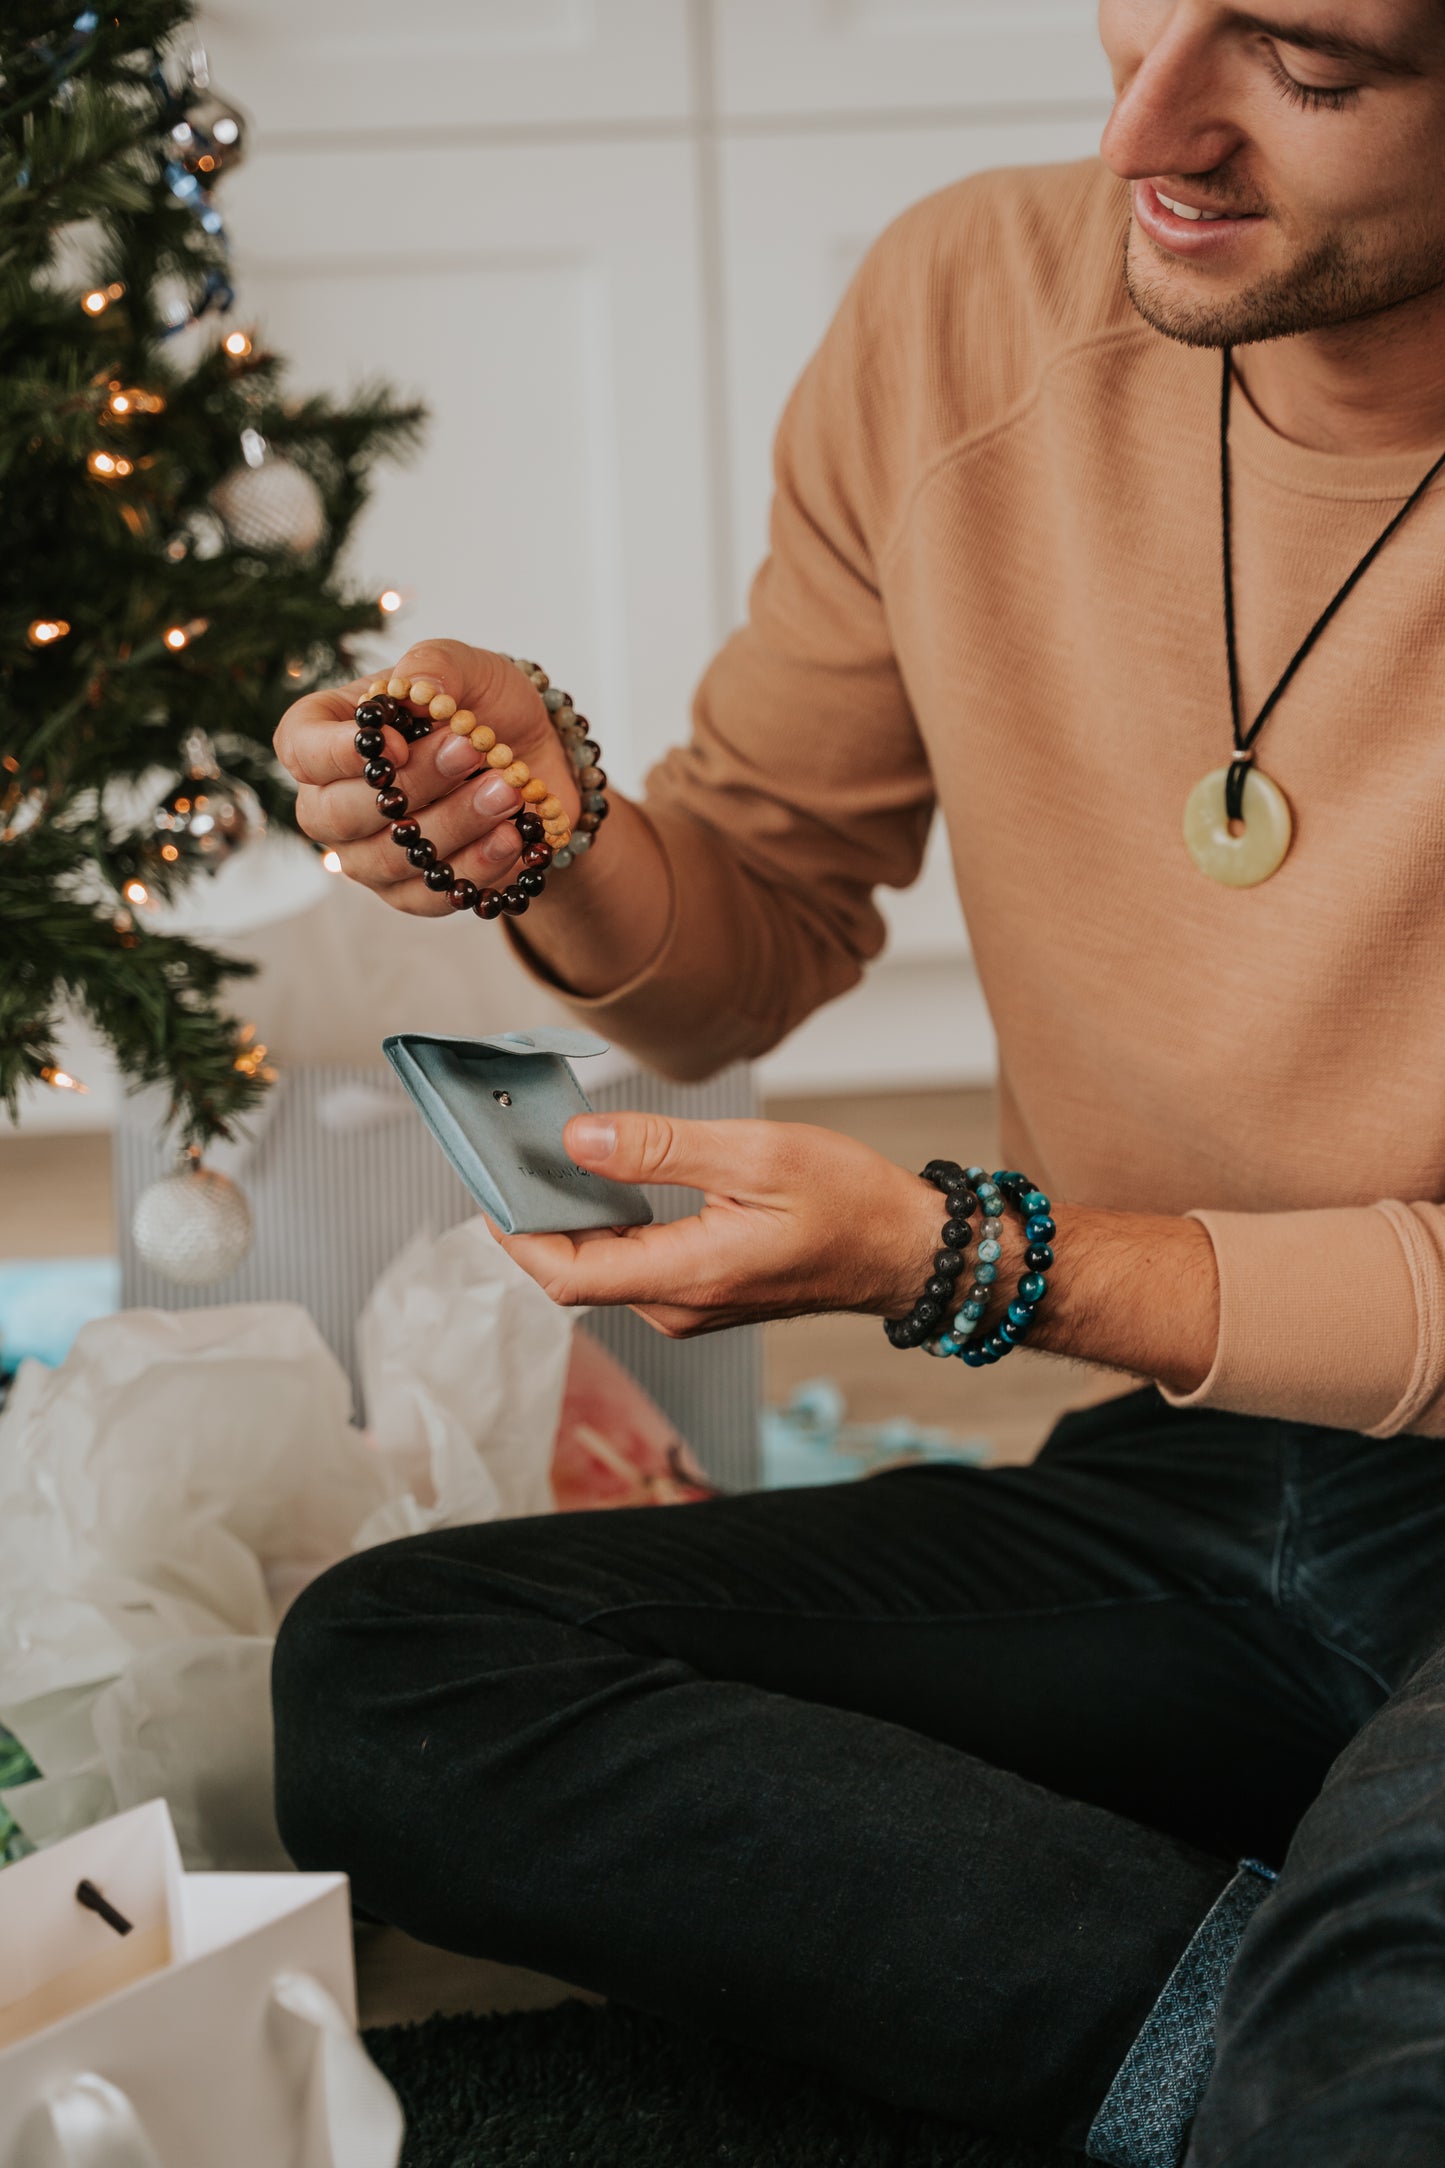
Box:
[1183,346,1445,888]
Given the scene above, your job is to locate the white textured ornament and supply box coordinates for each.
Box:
[211,456,325,554]
[132,1163,253,1286]
[1183,763,1292,888]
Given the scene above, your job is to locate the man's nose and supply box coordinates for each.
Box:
[1100,6,1243,184]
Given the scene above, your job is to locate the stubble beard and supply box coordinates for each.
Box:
[1124,223,1445,349]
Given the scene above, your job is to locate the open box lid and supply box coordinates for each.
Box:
[0,1798,184,2054]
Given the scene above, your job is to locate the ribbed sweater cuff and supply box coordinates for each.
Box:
[1156,1202,1426,1437]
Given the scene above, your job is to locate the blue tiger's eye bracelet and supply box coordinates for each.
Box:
[884,1164,1055,1368]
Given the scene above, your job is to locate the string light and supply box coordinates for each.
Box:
[164,626,189,650]
[27,619,71,647]
[160,842,180,861]
[322,849,342,873]
[39,1066,87,1094]
[123,880,150,905]
[378,589,403,614]
[233,1025,278,1083]
[223,330,252,358]
[81,281,124,315]
[107,384,165,416]
[87,451,134,479]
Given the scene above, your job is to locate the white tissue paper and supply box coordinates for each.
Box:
[0,1220,571,1870]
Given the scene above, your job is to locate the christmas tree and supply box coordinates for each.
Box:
[0,0,423,1147]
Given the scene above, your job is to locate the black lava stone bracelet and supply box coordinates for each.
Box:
[883,1159,978,1351]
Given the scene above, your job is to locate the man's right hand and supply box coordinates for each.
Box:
[273,639,582,915]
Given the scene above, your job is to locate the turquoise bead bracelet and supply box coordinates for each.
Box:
[951,1170,1053,1367]
[885,1164,1054,1367]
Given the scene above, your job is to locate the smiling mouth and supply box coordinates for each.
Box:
[1152,185,1261,223]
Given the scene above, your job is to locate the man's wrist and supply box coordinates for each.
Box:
[944,1194,1219,1392]
[504,791,673,1001]
[1022,1202,1219,1395]
[872,1177,1220,1401]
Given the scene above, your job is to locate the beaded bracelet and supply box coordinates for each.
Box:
[884,1164,1055,1368]
[952,1170,1054,1367]
[883,1160,978,1350]
[352,654,609,921]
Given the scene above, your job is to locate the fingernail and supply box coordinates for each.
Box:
[567,1117,615,1163]
[474,776,521,815]
[482,827,520,865]
[435,735,479,776]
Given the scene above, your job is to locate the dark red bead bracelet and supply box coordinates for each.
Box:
[350,658,606,921]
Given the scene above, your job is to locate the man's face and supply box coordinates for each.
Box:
[1098,0,1445,346]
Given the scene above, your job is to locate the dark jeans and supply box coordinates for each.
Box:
[272,1385,1445,2160]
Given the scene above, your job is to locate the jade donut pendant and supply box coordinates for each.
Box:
[1182,764,1292,888]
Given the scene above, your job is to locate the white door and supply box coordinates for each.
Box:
[712,0,1111,118]
[223,135,716,796]
[204,0,694,134]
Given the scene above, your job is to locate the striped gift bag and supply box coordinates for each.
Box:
[116,1061,760,1492]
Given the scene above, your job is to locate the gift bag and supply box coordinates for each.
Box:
[0,1799,402,2168]
[552,1330,717,1509]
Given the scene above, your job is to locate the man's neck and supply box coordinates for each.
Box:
[1233,284,1445,458]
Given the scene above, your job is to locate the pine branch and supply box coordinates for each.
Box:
[0,886,264,1145]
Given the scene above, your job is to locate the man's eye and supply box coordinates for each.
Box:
[1264,43,1361,110]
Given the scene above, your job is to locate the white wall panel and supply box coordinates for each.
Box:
[756,957,998,1095]
[720,117,1106,605]
[226,139,715,792]
[200,0,693,137]
[719,117,1102,971]
[713,0,1112,119]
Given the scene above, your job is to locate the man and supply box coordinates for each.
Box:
[271,4,1445,2160]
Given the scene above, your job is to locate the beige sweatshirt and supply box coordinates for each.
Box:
[530,157,1445,1440]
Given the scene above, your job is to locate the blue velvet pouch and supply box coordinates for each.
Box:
[382,1028,653,1236]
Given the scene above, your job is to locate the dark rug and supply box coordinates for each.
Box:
[364,2001,1081,2167]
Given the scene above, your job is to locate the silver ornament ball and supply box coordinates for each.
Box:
[132,1163,253,1287]
[168,95,247,180]
[211,456,325,554]
[151,772,261,870]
